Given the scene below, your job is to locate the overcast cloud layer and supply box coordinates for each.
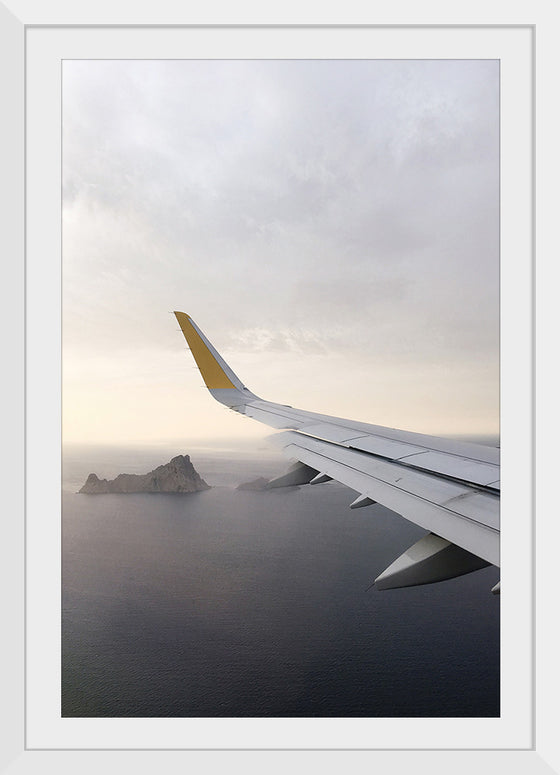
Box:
[62,59,499,446]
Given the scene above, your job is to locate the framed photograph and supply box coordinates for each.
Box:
[4,2,549,772]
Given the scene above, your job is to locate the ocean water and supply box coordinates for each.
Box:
[62,444,500,718]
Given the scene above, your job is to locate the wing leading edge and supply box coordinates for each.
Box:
[174,312,500,592]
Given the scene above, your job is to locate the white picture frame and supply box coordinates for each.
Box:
[2,1,551,772]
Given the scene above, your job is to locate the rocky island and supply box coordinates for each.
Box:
[79,454,210,494]
[236,476,270,491]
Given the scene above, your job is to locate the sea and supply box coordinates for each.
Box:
[62,440,500,718]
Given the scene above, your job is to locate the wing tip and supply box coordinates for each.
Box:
[174,311,242,391]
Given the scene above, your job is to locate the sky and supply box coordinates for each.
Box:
[62,59,499,449]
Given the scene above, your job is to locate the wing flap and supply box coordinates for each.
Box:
[271,431,499,567]
[391,449,499,489]
[286,424,500,491]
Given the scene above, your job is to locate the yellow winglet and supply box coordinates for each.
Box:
[174,311,237,390]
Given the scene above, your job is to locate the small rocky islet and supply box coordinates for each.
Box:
[78,454,210,494]
[236,477,270,491]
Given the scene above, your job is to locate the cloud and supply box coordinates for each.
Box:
[62,59,499,442]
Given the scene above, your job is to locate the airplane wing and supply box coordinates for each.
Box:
[174,311,500,593]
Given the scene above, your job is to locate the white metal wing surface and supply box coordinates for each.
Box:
[174,312,500,592]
